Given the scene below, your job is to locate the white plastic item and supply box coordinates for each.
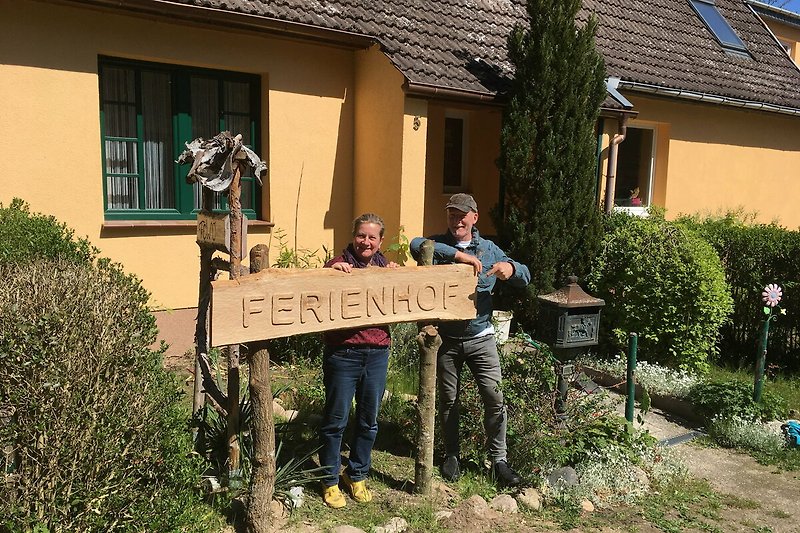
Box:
[492,310,513,343]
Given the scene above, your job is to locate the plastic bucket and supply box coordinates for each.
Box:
[492,310,513,343]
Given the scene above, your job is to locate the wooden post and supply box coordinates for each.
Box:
[227,159,244,486]
[192,187,215,449]
[414,239,440,494]
[247,244,276,533]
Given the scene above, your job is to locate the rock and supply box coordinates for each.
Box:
[580,499,595,513]
[546,466,579,489]
[516,487,542,512]
[434,510,453,521]
[455,494,489,515]
[489,494,518,513]
[331,527,367,533]
[372,517,408,533]
[282,409,299,421]
[272,400,287,419]
[631,466,650,488]
[432,480,458,500]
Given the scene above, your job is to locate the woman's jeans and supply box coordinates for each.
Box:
[319,345,389,487]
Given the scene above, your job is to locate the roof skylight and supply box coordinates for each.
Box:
[689,0,748,53]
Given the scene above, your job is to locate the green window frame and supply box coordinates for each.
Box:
[99,57,261,220]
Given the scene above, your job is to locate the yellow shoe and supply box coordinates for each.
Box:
[341,471,373,503]
[322,484,346,508]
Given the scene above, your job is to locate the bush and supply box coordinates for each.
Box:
[0,198,97,265]
[689,381,787,422]
[680,213,800,372]
[586,211,733,373]
[0,258,217,528]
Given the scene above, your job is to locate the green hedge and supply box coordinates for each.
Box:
[0,201,219,531]
[586,211,733,373]
[0,198,96,264]
[682,214,800,372]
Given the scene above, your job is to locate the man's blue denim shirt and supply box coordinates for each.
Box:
[410,227,531,339]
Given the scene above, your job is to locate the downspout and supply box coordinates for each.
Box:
[603,116,628,214]
[594,117,605,206]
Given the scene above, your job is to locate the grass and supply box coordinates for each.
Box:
[706,365,800,413]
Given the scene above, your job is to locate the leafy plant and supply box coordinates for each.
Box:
[269,227,326,269]
[689,381,787,422]
[386,224,411,265]
[587,211,733,373]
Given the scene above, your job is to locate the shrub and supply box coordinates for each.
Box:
[688,381,787,422]
[586,211,733,373]
[0,257,218,531]
[680,213,800,372]
[0,198,96,264]
[494,0,606,331]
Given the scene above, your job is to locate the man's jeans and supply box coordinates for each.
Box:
[319,345,389,487]
[438,334,507,462]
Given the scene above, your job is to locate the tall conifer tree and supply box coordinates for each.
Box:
[494,0,606,329]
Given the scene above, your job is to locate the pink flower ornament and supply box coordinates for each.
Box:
[762,284,782,307]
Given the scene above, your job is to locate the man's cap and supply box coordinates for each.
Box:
[445,193,478,213]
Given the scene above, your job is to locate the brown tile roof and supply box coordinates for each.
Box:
[167,0,800,112]
[581,0,800,111]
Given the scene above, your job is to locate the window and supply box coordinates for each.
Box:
[99,58,260,220]
[689,0,748,53]
[443,111,469,191]
[615,126,655,214]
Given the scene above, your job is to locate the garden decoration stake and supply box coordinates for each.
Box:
[179,131,266,489]
[754,284,784,403]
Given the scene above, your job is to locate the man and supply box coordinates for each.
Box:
[410,193,531,486]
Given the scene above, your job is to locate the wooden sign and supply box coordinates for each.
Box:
[197,211,247,256]
[210,264,477,346]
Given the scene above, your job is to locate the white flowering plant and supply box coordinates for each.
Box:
[581,354,700,398]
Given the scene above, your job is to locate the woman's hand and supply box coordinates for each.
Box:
[454,250,482,276]
[331,262,352,273]
[387,261,399,269]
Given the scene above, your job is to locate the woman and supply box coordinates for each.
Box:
[319,213,397,508]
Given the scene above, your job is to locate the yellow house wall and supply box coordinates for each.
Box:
[423,103,502,237]
[761,18,800,64]
[606,94,800,228]
[0,0,356,308]
[353,46,430,256]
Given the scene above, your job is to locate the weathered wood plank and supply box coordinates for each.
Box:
[197,211,248,256]
[210,264,476,346]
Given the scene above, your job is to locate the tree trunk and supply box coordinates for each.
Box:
[247,244,276,533]
[414,239,439,494]
[227,162,243,486]
[192,187,215,450]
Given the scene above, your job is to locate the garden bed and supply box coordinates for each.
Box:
[579,366,705,426]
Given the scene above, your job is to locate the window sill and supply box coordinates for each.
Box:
[614,206,650,217]
[102,219,274,230]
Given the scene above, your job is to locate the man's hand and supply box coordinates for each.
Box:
[487,261,514,280]
[331,262,352,273]
[454,250,482,276]
[387,261,399,268]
